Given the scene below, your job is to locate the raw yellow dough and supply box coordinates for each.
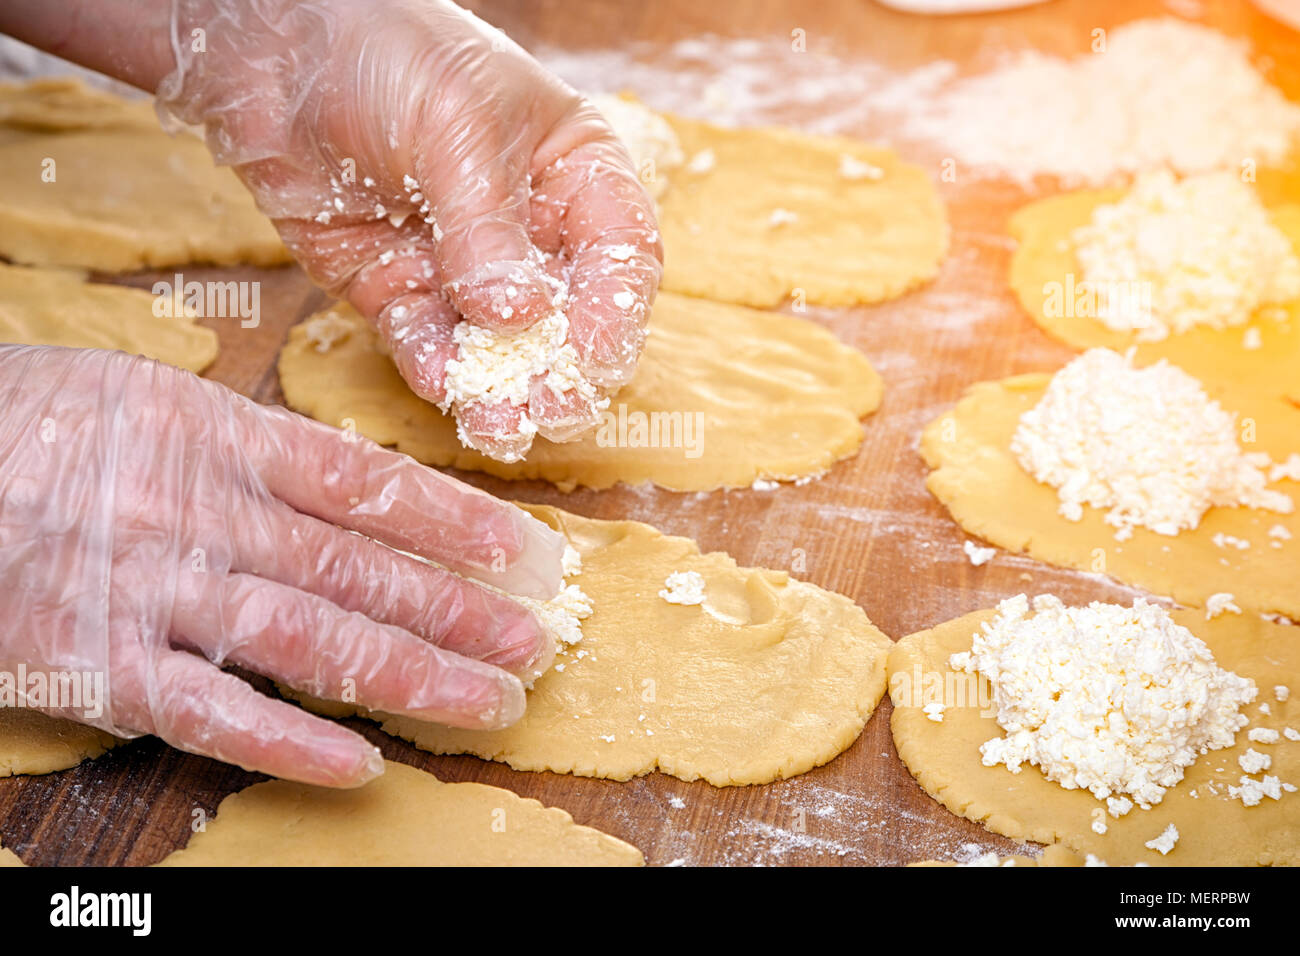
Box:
[278,293,882,491]
[921,374,1300,618]
[0,79,288,272]
[658,114,949,308]
[0,262,218,373]
[0,708,118,778]
[284,504,893,787]
[0,842,22,867]
[889,607,1299,867]
[1008,189,1300,409]
[909,845,1086,867]
[157,759,642,866]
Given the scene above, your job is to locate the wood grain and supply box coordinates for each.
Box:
[1,0,1295,867]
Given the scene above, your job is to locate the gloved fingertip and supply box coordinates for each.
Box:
[445,262,559,332]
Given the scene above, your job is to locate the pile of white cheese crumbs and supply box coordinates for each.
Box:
[588,92,685,200]
[1071,171,1300,341]
[659,570,707,606]
[1012,348,1294,540]
[949,594,1257,810]
[902,19,1300,186]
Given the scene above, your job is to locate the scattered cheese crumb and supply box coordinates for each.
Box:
[1144,823,1179,856]
[838,153,884,181]
[1239,748,1272,774]
[768,208,799,227]
[1206,593,1242,619]
[686,148,716,174]
[659,570,706,606]
[1248,728,1280,744]
[1276,685,1291,702]
[922,702,946,723]
[1229,774,1283,806]
[1243,327,1263,350]
[963,540,996,567]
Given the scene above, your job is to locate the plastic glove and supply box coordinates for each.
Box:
[155,0,664,462]
[0,345,565,787]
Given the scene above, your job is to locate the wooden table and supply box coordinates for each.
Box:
[2,0,1296,867]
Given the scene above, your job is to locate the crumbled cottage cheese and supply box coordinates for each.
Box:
[1205,593,1242,620]
[1071,171,1300,341]
[1248,728,1280,744]
[516,544,592,670]
[922,702,946,723]
[1239,748,1272,774]
[301,311,354,353]
[901,19,1300,186]
[588,92,685,199]
[838,153,884,181]
[949,594,1257,809]
[1144,824,1179,856]
[1011,348,1294,540]
[1229,775,1284,807]
[659,570,707,606]
[963,540,996,567]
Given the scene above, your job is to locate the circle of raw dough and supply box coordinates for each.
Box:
[1007,188,1300,410]
[657,113,949,308]
[0,707,118,778]
[157,759,642,866]
[888,607,1299,866]
[278,293,883,492]
[284,504,894,787]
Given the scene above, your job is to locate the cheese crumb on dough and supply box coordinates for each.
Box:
[1238,748,1272,774]
[301,312,354,354]
[922,702,946,722]
[1247,728,1280,744]
[658,570,706,606]
[1206,593,1242,619]
[1144,823,1179,856]
[1012,348,1294,540]
[963,540,996,567]
[949,594,1257,809]
[1071,171,1300,341]
[1276,685,1291,702]
[1229,774,1284,807]
[838,153,884,181]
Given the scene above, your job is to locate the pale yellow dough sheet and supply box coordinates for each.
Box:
[658,114,949,308]
[0,78,288,272]
[284,504,893,787]
[278,292,882,491]
[890,608,1299,867]
[0,842,22,867]
[1008,190,1300,409]
[0,262,218,373]
[0,707,118,778]
[157,759,642,867]
[922,374,1300,619]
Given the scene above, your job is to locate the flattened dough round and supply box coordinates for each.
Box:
[889,608,1299,866]
[285,505,893,787]
[0,79,288,272]
[0,708,118,778]
[0,842,23,867]
[278,292,882,491]
[1008,189,1300,409]
[921,374,1300,618]
[0,262,218,373]
[658,114,948,308]
[157,760,642,867]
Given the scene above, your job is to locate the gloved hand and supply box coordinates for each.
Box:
[155,0,664,461]
[0,345,565,787]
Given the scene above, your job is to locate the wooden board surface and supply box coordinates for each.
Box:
[2,0,1297,867]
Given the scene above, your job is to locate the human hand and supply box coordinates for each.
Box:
[156,0,664,461]
[0,345,565,786]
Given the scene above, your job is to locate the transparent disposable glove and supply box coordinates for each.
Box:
[0,345,565,787]
[156,0,664,461]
